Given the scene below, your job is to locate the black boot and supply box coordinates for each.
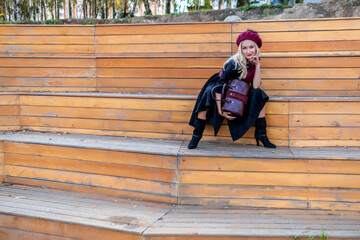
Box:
[255,117,276,148]
[188,118,206,149]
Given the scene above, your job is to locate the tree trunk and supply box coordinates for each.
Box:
[130,0,137,17]
[165,0,170,14]
[121,0,127,17]
[94,0,97,18]
[14,0,18,21]
[82,0,86,18]
[56,0,60,19]
[101,0,105,18]
[105,0,109,19]
[68,0,71,18]
[41,0,46,20]
[143,0,152,15]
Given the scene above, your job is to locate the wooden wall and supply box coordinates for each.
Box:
[0,26,96,92]
[0,18,359,96]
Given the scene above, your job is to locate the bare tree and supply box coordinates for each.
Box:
[143,0,151,15]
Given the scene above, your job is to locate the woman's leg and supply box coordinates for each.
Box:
[255,107,276,148]
[197,111,207,120]
[258,107,265,118]
[188,111,207,149]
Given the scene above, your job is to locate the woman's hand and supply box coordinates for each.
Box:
[249,56,260,66]
[220,111,237,121]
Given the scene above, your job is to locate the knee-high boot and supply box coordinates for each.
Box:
[255,117,276,148]
[188,118,206,149]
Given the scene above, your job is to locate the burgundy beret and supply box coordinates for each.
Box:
[236,30,262,48]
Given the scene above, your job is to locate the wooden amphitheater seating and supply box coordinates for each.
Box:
[0,17,360,239]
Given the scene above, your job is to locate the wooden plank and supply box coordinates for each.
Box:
[0,68,95,78]
[233,19,360,32]
[5,153,176,183]
[289,127,360,140]
[179,156,360,174]
[1,87,97,92]
[0,126,21,131]
[261,50,360,57]
[0,95,19,105]
[261,68,359,79]
[0,214,140,240]
[179,170,360,188]
[97,68,218,78]
[0,185,171,212]
[5,165,176,196]
[0,36,94,45]
[232,30,360,42]
[0,142,3,183]
[96,44,231,54]
[264,90,359,97]
[6,177,177,203]
[20,116,192,134]
[0,197,155,227]
[261,56,360,68]
[0,45,95,55]
[0,77,97,87]
[290,115,360,127]
[98,78,207,89]
[20,106,189,123]
[96,33,231,44]
[290,140,360,147]
[0,116,20,126]
[0,106,19,116]
[261,79,359,91]
[0,58,96,68]
[95,23,231,35]
[96,68,359,79]
[0,227,77,240]
[4,142,177,170]
[20,95,195,111]
[96,57,226,68]
[259,41,360,52]
[214,126,287,140]
[0,26,95,36]
[289,101,360,114]
[179,184,360,203]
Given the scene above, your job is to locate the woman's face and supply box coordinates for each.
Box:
[241,40,257,60]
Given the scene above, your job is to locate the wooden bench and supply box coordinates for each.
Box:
[1,19,360,239]
[0,92,359,147]
[1,131,360,211]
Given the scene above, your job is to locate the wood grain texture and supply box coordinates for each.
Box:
[0,214,141,240]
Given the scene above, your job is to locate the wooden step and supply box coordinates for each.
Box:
[1,92,358,147]
[1,184,360,240]
[1,131,359,211]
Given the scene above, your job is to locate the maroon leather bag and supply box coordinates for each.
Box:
[221,79,250,117]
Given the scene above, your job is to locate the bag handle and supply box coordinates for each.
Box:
[211,83,227,102]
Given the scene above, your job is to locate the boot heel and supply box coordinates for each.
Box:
[255,137,260,146]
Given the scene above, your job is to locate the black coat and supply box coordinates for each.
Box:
[189,60,269,141]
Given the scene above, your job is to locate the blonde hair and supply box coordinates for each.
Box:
[223,40,260,80]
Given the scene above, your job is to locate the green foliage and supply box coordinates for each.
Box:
[83,18,95,24]
[294,231,329,240]
[45,19,60,24]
